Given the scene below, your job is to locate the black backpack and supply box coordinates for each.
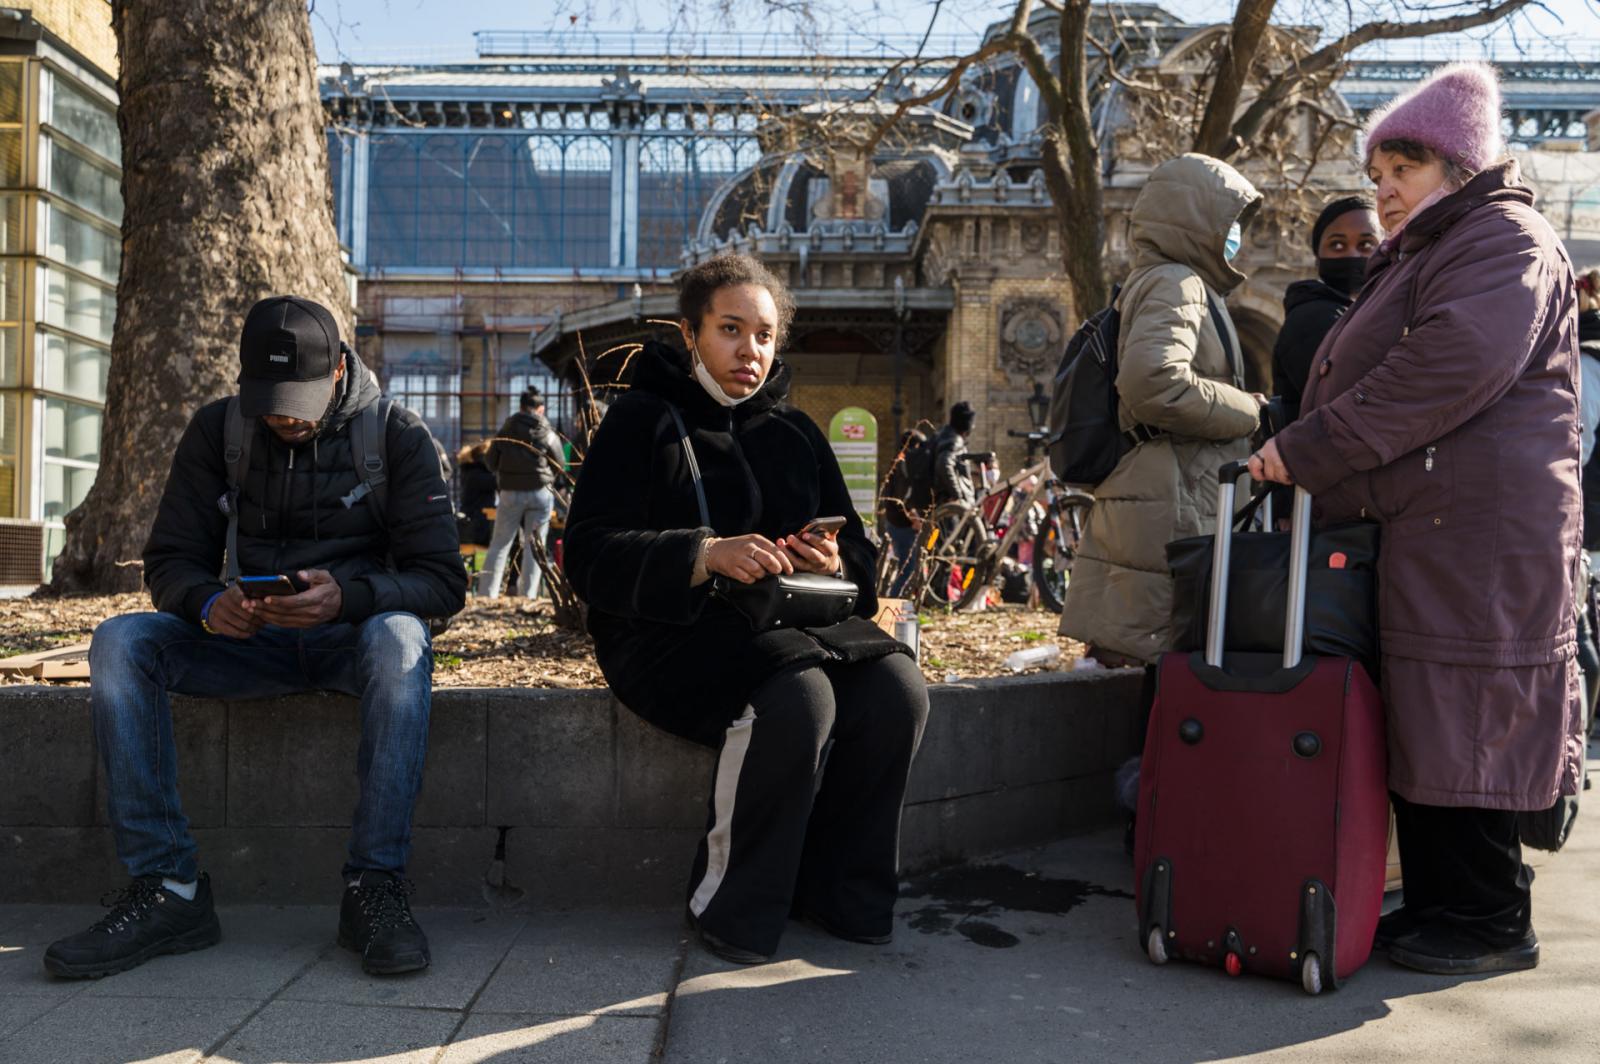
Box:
[1046,280,1239,487]
[1046,286,1128,487]
[903,435,936,511]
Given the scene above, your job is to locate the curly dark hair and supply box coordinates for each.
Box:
[677,254,796,346]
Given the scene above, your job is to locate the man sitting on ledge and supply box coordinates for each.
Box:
[44,296,467,980]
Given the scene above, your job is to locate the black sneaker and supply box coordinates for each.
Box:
[43,874,221,979]
[794,907,893,946]
[338,871,430,975]
[1388,920,1540,975]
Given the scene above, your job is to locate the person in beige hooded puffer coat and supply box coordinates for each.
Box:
[1061,154,1265,664]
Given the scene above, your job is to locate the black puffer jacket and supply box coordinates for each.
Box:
[564,340,907,746]
[931,425,973,506]
[488,410,562,491]
[143,353,468,625]
[1271,278,1353,421]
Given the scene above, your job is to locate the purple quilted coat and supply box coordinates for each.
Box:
[1275,160,1584,811]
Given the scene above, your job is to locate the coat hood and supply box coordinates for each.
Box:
[1283,278,1353,315]
[1130,154,1262,294]
[627,338,793,421]
[318,349,382,438]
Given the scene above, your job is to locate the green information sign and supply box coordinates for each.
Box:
[828,406,879,529]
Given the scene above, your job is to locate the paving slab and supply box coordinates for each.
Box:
[440,1014,659,1064]
[208,1000,461,1064]
[280,909,528,1010]
[0,994,257,1064]
[0,904,101,999]
[473,909,685,1018]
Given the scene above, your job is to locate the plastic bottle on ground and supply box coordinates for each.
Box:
[1004,643,1061,673]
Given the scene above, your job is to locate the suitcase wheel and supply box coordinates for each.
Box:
[1146,926,1169,966]
[1300,951,1323,996]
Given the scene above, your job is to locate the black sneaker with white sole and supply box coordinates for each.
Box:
[338,870,430,975]
[43,873,222,979]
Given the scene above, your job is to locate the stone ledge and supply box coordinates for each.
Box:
[0,670,1145,904]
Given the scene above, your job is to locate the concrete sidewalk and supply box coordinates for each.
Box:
[3,802,1598,1064]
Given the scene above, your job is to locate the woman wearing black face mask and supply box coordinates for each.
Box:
[1271,197,1381,421]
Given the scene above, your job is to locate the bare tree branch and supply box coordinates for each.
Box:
[1222,0,1533,158]
[1192,0,1278,157]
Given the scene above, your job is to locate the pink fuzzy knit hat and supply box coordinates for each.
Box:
[1362,61,1505,171]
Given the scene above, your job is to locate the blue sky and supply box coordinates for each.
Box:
[310,0,1599,63]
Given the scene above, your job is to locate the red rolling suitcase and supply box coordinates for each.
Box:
[1133,465,1388,994]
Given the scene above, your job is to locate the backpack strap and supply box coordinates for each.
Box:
[220,396,253,584]
[341,398,391,527]
[663,400,712,527]
[1204,291,1241,385]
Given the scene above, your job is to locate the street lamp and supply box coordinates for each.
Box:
[1027,380,1049,430]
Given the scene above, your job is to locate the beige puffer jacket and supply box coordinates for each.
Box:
[1061,155,1263,663]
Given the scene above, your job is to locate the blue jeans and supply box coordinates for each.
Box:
[90,611,433,882]
[478,487,555,599]
[886,524,917,599]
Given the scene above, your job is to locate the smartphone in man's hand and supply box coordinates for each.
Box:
[799,515,847,538]
[237,574,300,599]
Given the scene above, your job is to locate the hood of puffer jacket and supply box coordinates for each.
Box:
[314,348,382,438]
[626,338,793,421]
[1130,154,1262,295]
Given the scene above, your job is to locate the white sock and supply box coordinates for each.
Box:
[161,877,197,901]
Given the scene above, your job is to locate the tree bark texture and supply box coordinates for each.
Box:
[1191,0,1277,158]
[50,0,352,593]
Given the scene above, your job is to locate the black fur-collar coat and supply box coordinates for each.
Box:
[564,340,906,745]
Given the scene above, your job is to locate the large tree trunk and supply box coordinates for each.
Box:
[49,0,351,594]
[1191,0,1277,158]
[1050,0,1105,316]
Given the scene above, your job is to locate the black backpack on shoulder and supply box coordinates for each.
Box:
[903,435,936,511]
[1046,286,1129,487]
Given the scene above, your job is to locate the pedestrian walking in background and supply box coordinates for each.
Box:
[880,428,927,596]
[564,253,928,965]
[931,401,977,507]
[1272,196,1381,420]
[479,387,563,599]
[1060,154,1264,666]
[1250,63,1582,975]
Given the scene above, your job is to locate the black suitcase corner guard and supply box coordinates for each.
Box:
[1296,878,1340,991]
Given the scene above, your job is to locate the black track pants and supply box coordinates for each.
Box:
[1392,792,1533,943]
[687,653,929,956]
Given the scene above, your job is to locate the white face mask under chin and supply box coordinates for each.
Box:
[691,345,763,407]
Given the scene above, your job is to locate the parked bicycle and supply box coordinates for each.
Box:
[892,432,1093,613]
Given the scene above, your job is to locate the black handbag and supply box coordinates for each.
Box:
[663,401,858,632]
[1167,475,1381,668]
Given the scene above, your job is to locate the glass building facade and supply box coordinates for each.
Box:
[0,45,120,576]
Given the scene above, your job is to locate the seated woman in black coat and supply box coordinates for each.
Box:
[565,254,929,964]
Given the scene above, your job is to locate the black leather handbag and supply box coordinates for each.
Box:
[664,401,859,632]
[1167,478,1381,669]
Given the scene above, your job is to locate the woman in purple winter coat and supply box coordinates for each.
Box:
[1249,63,1583,976]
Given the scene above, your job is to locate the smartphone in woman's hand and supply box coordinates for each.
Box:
[799,515,846,538]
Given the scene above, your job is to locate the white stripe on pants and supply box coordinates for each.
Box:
[688,706,757,917]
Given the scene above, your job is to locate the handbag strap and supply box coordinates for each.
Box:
[663,400,712,527]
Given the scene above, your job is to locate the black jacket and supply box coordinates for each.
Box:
[564,340,906,746]
[931,425,973,506]
[1271,279,1352,420]
[458,459,497,546]
[143,354,468,625]
[1581,309,1600,550]
[488,409,562,491]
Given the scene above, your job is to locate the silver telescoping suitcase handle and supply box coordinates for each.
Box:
[1205,462,1313,670]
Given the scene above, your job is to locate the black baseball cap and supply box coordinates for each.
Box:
[238,296,344,421]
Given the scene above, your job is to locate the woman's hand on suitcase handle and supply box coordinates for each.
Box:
[1247,440,1293,485]
[706,534,794,584]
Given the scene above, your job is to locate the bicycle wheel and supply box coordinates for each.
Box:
[1034,497,1090,615]
[922,503,991,610]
